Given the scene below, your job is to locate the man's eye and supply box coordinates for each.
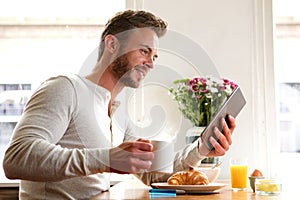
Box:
[140,49,149,55]
[153,56,157,62]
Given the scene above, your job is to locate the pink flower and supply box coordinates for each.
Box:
[230,82,238,89]
[191,85,199,92]
[199,78,207,86]
[200,89,209,93]
[189,78,198,85]
[222,78,231,85]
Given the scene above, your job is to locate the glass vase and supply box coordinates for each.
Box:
[185,126,206,144]
[185,126,219,165]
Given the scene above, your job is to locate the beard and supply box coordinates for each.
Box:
[111,53,141,88]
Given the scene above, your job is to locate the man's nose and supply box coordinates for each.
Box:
[144,56,155,69]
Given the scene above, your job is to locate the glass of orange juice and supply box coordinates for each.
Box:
[230,158,248,191]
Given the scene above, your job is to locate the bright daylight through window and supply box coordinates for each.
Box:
[0,0,125,183]
[274,0,300,153]
[274,0,300,194]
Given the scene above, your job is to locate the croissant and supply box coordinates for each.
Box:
[167,169,209,185]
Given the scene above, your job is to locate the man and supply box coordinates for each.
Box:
[3,10,236,199]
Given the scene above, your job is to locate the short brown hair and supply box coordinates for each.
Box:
[97,10,168,61]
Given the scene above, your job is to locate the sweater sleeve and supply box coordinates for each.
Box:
[3,76,110,182]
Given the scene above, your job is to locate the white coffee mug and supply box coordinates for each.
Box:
[149,140,174,173]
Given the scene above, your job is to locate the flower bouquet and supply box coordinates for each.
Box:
[169,76,238,127]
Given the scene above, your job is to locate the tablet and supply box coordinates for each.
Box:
[200,86,246,150]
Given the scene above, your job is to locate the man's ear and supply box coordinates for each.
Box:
[105,35,119,54]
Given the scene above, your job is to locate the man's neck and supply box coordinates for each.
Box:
[85,63,124,106]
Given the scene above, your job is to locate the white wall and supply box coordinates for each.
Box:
[138,0,278,179]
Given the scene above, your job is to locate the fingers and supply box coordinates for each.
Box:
[130,142,154,169]
[221,118,232,146]
[209,116,236,155]
[132,140,153,152]
[210,128,228,155]
[128,157,152,172]
[209,128,231,153]
[227,115,236,131]
[132,150,154,161]
[110,141,154,173]
[136,138,151,143]
[209,137,226,156]
[218,115,236,146]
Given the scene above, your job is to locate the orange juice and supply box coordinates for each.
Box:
[230,165,248,189]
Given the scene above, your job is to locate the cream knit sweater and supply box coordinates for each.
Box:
[3,74,204,199]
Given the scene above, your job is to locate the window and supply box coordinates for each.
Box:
[274,0,300,153]
[273,0,300,193]
[0,0,125,183]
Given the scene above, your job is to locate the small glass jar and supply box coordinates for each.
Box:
[255,179,282,195]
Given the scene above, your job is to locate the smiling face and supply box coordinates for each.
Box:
[111,28,159,88]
